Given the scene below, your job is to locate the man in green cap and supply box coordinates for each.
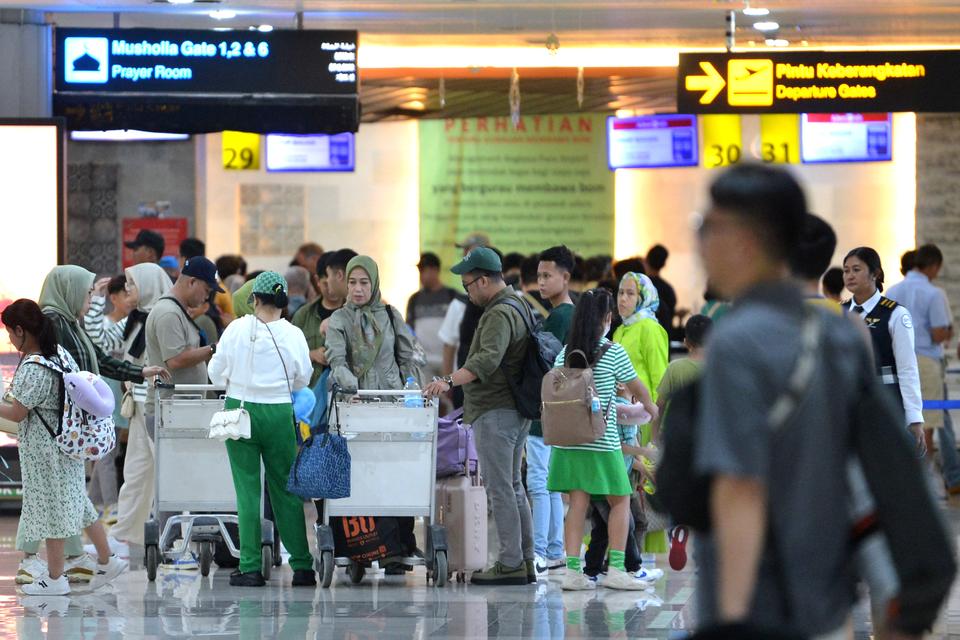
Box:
[424,247,535,586]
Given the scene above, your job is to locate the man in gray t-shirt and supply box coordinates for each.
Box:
[693,165,875,637]
[145,257,223,415]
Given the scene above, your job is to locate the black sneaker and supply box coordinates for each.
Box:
[292,570,316,587]
[525,559,537,584]
[229,571,266,587]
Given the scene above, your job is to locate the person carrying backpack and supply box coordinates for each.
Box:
[542,288,658,592]
[1,300,128,596]
[424,247,538,586]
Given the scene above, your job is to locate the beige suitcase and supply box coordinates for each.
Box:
[435,471,488,582]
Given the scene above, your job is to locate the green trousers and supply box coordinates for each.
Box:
[224,398,312,574]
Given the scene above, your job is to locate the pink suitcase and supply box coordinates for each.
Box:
[435,470,488,582]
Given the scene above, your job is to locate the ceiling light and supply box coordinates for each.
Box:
[209,9,235,19]
[257,24,273,32]
[212,27,232,31]
[753,21,779,31]
[166,0,194,5]
[765,38,790,47]
[743,6,770,16]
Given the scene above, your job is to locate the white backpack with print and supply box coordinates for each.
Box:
[22,354,116,462]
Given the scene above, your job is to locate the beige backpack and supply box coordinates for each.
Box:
[541,344,613,446]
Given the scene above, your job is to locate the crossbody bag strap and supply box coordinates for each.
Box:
[384,305,404,376]
[231,317,258,409]
[159,296,209,347]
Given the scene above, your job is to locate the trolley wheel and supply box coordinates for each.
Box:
[319,551,334,589]
[145,545,159,582]
[199,542,213,577]
[272,523,282,567]
[433,551,448,587]
[348,561,365,585]
[261,545,273,580]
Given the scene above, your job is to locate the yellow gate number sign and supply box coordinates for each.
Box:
[759,115,800,164]
[701,115,743,168]
[222,131,261,170]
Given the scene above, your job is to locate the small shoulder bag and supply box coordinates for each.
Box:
[209,318,255,441]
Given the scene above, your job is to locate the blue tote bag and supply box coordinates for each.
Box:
[287,384,351,500]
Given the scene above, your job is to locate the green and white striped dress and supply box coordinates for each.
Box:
[547,338,637,496]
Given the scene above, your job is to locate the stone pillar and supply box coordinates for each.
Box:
[0,12,51,117]
[916,114,960,321]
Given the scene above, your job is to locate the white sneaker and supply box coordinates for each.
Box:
[90,556,128,589]
[83,536,129,560]
[20,595,71,616]
[21,574,71,596]
[635,567,664,582]
[547,557,567,571]
[561,571,596,591]
[600,566,652,591]
[17,556,48,585]
[64,555,97,583]
[533,555,549,581]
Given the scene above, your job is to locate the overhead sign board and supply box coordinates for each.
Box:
[53,28,360,134]
[678,50,960,113]
[55,28,357,96]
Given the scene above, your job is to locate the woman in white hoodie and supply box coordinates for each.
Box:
[100,263,171,557]
[209,271,314,587]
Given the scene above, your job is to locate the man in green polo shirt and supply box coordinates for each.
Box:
[423,247,535,586]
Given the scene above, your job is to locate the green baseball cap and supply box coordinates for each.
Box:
[251,271,288,297]
[450,247,502,275]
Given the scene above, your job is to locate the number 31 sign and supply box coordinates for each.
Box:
[222,131,261,170]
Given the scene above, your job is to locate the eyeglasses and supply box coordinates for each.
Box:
[461,277,482,291]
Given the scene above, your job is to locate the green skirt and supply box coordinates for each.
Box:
[547,448,632,496]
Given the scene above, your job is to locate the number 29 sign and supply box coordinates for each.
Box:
[222,131,261,170]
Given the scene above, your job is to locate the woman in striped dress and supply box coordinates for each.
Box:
[547,288,658,591]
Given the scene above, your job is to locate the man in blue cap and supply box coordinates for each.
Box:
[424,247,535,586]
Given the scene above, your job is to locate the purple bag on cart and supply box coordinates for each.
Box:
[436,408,479,478]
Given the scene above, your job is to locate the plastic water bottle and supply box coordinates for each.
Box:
[591,396,601,413]
[403,377,422,408]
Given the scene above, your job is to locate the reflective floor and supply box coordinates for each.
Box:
[0,505,958,639]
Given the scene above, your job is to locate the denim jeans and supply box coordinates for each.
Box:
[525,435,565,561]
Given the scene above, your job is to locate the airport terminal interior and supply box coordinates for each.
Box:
[2,1,960,638]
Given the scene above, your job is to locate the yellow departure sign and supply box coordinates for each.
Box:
[678,50,959,113]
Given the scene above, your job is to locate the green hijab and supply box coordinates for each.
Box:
[343,255,387,378]
[233,280,256,318]
[39,265,98,372]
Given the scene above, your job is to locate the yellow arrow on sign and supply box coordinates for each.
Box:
[685,61,726,105]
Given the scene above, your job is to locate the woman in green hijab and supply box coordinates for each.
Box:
[325,256,423,572]
[326,256,421,392]
[38,265,168,382]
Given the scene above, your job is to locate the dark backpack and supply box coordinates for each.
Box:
[494,296,563,420]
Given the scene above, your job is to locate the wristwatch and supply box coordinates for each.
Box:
[442,375,454,388]
[209,343,217,356]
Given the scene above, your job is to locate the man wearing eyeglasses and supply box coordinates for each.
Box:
[424,247,535,586]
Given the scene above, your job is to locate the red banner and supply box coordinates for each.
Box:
[121,217,189,268]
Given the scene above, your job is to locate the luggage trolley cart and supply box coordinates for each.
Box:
[314,390,448,588]
[144,383,277,581]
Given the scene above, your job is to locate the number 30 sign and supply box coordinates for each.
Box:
[222,131,261,171]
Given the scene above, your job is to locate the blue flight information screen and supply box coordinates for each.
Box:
[54,28,358,96]
[607,115,699,169]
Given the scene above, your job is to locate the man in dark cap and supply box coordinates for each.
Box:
[126,230,166,265]
[406,252,458,383]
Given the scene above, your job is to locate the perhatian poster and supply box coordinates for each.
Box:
[419,113,614,282]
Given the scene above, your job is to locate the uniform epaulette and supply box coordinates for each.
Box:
[880,298,897,309]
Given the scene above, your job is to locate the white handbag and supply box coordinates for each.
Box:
[209,318,256,441]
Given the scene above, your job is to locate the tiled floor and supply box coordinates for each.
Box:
[0,505,958,639]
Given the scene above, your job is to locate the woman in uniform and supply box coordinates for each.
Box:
[843,246,924,448]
